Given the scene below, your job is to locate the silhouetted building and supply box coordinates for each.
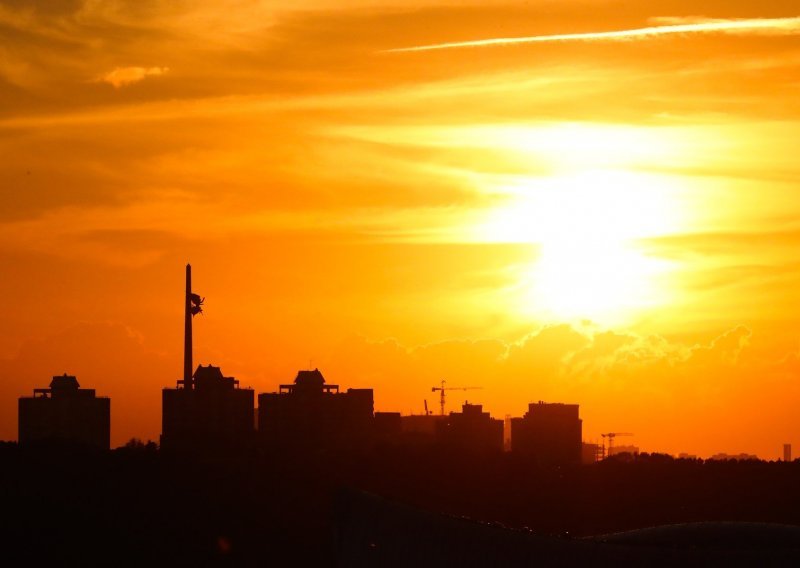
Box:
[258,369,373,449]
[369,413,446,447]
[376,414,445,447]
[161,265,254,451]
[511,401,582,464]
[18,373,110,449]
[161,364,254,451]
[609,444,640,457]
[784,444,792,462]
[708,453,759,461]
[374,412,402,440]
[436,403,503,452]
[582,442,601,464]
[401,415,443,435]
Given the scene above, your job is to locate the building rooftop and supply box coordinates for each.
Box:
[278,368,339,394]
[295,369,326,387]
[50,373,80,391]
[192,364,240,390]
[27,373,102,400]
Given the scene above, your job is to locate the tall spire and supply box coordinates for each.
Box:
[184,263,193,389]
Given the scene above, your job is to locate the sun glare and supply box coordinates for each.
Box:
[481,169,679,324]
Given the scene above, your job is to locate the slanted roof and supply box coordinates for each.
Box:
[50,373,80,390]
[193,364,239,390]
[277,368,339,394]
[193,364,225,381]
[295,368,326,387]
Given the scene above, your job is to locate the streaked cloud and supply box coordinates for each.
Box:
[98,66,169,88]
[386,16,800,52]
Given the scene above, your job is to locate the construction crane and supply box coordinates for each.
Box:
[431,380,482,416]
[601,432,633,459]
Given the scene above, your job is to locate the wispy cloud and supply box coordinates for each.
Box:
[97,66,169,88]
[386,16,800,53]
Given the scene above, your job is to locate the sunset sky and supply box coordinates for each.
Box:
[2,1,800,457]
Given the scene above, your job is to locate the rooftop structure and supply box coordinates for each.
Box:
[162,364,254,451]
[18,373,110,449]
[258,368,373,449]
[279,369,339,394]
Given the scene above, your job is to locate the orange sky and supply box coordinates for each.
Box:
[1,1,799,457]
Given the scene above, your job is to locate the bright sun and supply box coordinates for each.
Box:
[481,169,678,324]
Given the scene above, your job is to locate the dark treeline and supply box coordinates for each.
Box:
[1,442,799,566]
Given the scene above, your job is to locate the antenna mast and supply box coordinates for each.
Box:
[183,264,193,389]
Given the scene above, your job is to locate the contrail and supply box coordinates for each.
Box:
[385,17,800,53]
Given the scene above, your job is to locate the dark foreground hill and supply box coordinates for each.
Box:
[1,443,799,566]
[337,489,800,566]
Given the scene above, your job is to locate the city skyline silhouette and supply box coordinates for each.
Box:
[2,1,799,564]
[7,263,792,462]
[7,262,797,565]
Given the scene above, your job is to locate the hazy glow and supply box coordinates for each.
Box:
[530,238,671,324]
[483,170,679,323]
[461,123,686,322]
[460,123,678,171]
